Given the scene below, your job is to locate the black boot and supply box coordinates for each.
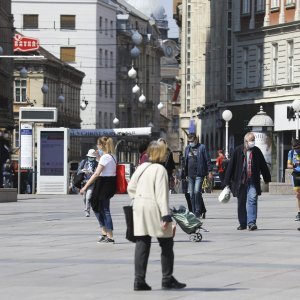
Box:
[134,281,152,291]
[162,276,186,289]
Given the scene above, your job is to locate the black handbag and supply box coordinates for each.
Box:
[123,205,136,243]
[73,172,85,189]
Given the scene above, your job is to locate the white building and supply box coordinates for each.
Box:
[12,0,117,130]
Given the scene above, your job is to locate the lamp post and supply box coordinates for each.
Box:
[222,109,233,159]
[292,99,300,139]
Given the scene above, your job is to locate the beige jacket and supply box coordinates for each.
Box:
[127,163,172,238]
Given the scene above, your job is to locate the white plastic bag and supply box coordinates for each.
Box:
[218,186,231,203]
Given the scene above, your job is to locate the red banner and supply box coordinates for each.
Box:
[14,34,40,52]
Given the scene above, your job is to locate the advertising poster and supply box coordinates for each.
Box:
[40,131,64,176]
[253,132,272,169]
[20,123,33,169]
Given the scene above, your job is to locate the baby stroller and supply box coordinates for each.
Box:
[171,206,205,242]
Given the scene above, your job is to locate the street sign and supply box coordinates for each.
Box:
[19,107,57,122]
[69,127,152,137]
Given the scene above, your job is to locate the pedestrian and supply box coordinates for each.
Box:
[183,133,212,219]
[80,137,117,243]
[138,141,149,165]
[127,141,186,291]
[157,138,176,192]
[2,158,14,188]
[77,149,98,217]
[286,138,300,223]
[216,149,225,187]
[224,132,271,231]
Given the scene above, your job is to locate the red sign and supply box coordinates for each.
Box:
[14,34,40,52]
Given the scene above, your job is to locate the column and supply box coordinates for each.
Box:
[264,0,270,26]
[295,0,300,21]
[249,0,256,29]
[279,0,285,23]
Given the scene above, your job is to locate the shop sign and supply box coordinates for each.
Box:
[14,34,40,52]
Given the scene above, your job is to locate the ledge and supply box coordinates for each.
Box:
[0,188,18,202]
[268,182,294,195]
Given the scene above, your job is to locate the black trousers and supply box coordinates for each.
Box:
[135,235,174,283]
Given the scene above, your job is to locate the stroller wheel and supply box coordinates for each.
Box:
[196,232,203,242]
[189,234,198,242]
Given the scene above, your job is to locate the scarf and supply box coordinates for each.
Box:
[242,150,253,184]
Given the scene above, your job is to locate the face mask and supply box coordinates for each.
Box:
[98,149,104,156]
[247,141,255,149]
[88,157,95,161]
[189,142,195,147]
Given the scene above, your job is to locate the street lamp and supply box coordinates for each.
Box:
[222,109,233,158]
[292,99,300,139]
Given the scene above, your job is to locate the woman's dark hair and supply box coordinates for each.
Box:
[138,142,149,154]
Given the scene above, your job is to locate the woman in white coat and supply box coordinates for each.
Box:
[127,141,186,291]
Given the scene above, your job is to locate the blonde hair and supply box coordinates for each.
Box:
[157,138,168,161]
[97,137,115,154]
[244,132,255,142]
[147,141,166,163]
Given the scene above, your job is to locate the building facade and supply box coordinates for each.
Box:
[175,0,300,181]
[12,0,117,131]
[0,1,14,130]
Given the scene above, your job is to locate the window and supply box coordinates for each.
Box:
[287,40,294,83]
[110,20,113,37]
[99,80,102,96]
[99,17,103,33]
[286,0,295,6]
[98,112,102,127]
[110,51,113,68]
[14,128,20,148]
[272,43,278,85]
[104,81,108,97]
[15,79,27,102]
[110,82,113,98]
[105,50,108,67]
[187,21,191,34]
[256,0,265,12]
[105,18,108,35]
[227,12,232,28]
[242,0,251,14]
[99,49,103,66]
[227,66,232,84]
[271,0,279,8]
[227,48,232,64]
[104,112,108,128]
[23,14,38,29]
[227,30,232,46]
[243,48,248,87]
[60,15,75,30]
[257,46,264,86]
[60,47,76,62]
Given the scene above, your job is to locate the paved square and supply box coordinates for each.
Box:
[0,192,299,299]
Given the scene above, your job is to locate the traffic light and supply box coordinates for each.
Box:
[287,106,295,121]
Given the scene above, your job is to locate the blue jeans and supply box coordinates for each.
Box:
[238,181,258,227]
[94,196,113,231]
[188,176,206,217]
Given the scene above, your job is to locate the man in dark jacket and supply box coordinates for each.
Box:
[224,132,271,231]
[183,133,212,218]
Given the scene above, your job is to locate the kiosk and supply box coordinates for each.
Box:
[37,128,69,194]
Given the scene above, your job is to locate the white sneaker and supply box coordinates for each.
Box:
[85,212,90,217]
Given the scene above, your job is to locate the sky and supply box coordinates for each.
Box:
[124,0,179,38]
